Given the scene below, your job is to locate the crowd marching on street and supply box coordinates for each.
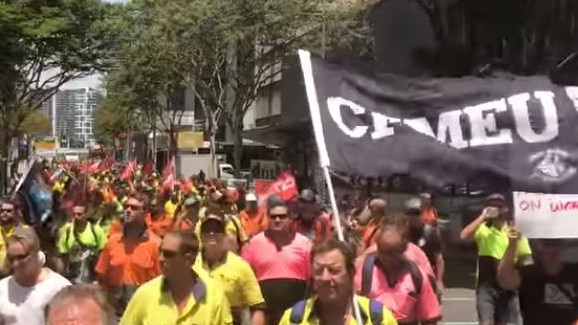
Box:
[0,157,576,325]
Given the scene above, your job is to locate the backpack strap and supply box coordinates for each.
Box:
[369,299,384,325]
[227,215,245,248]
[361,253,376,296]
[363,254,423,299]
[289,299,307,325]
[405,259,423,297]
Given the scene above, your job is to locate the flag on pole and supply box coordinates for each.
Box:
[119,159,137,181]
[162,157,176,192]
[16,161,53,224]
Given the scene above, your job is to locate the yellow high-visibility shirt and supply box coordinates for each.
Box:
[193,251,264,308]
[119,274,233,325]
[278,295,398,325]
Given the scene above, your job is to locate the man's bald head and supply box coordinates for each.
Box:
[45,284,115,325]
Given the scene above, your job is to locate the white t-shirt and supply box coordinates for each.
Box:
[0,269,71,325]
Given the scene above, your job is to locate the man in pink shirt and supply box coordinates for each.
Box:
[355,212,441,325]
[242,195,312,325]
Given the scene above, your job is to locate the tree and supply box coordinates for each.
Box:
[20,111,51,138]
[93,97,144,147]
[0,0,122,190]
[413,0,578,76]
[142,0,374,176]
[98,0,188,162]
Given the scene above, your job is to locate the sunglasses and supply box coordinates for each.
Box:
[161,249,180,259]
[7,252,31,264]
[73,212,84,216]
[270,213,289,220]
[1,209,13,213]
[124,204,141,211]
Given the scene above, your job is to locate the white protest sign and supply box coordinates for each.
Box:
[514,191,578,238]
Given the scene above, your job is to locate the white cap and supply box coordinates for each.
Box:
[245,193,257,201]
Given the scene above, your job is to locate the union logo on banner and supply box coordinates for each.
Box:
[254,171,298,212]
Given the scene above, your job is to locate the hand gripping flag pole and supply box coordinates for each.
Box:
[298,49,364,325]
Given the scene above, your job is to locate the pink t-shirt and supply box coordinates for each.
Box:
[241,232,312,282]
[363,243,435,277]
[353,255,441,323]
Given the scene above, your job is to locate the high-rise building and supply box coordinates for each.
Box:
[51,87,103,148]
[40,96,57,137]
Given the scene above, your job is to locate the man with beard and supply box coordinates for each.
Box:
[95,193,161,316]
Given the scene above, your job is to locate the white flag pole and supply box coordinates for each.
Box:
[12,159,34,198]
[299,49,364,325]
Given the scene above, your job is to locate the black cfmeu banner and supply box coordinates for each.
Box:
[298,50,578,194]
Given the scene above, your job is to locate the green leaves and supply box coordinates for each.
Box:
[0,0,123,153]
[93,97,144,146]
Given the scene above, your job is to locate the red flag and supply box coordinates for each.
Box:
[143,160,154,175]
[162,157,175,191]
[100,153,115,172]
[119,159,137,181]
[86,161,101,173]
[255,171,298,212]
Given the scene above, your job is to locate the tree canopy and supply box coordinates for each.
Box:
[103,0,375,173]
[21,111,51,138]
[0,0,122,150]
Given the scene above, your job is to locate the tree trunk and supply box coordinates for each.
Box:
[209,130,217,179]
[232,121,243,178]
[0,136,12,195]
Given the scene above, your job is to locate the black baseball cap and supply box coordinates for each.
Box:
[199,216,225,234]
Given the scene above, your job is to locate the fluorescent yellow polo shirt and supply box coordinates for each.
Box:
[119,274,233,325]
[278,295,397,325]
[474,222,532,259]
[57,222,107,261]
[164,200,178,219]
[193,251,264,308]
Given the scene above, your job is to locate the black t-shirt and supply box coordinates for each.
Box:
[418,225,442,272]
[519,263,578,325]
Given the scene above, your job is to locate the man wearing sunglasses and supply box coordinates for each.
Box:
[242,195,312,325]
[0,227,70,325]
[95,193,161,316]
[0,200,26,277]
[120,229,232,325]
[194,216,266,325]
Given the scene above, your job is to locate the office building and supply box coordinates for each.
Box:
[50,88,103,148]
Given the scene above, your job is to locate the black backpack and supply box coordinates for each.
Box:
[289,298,384,325]
[361,253,423,298]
